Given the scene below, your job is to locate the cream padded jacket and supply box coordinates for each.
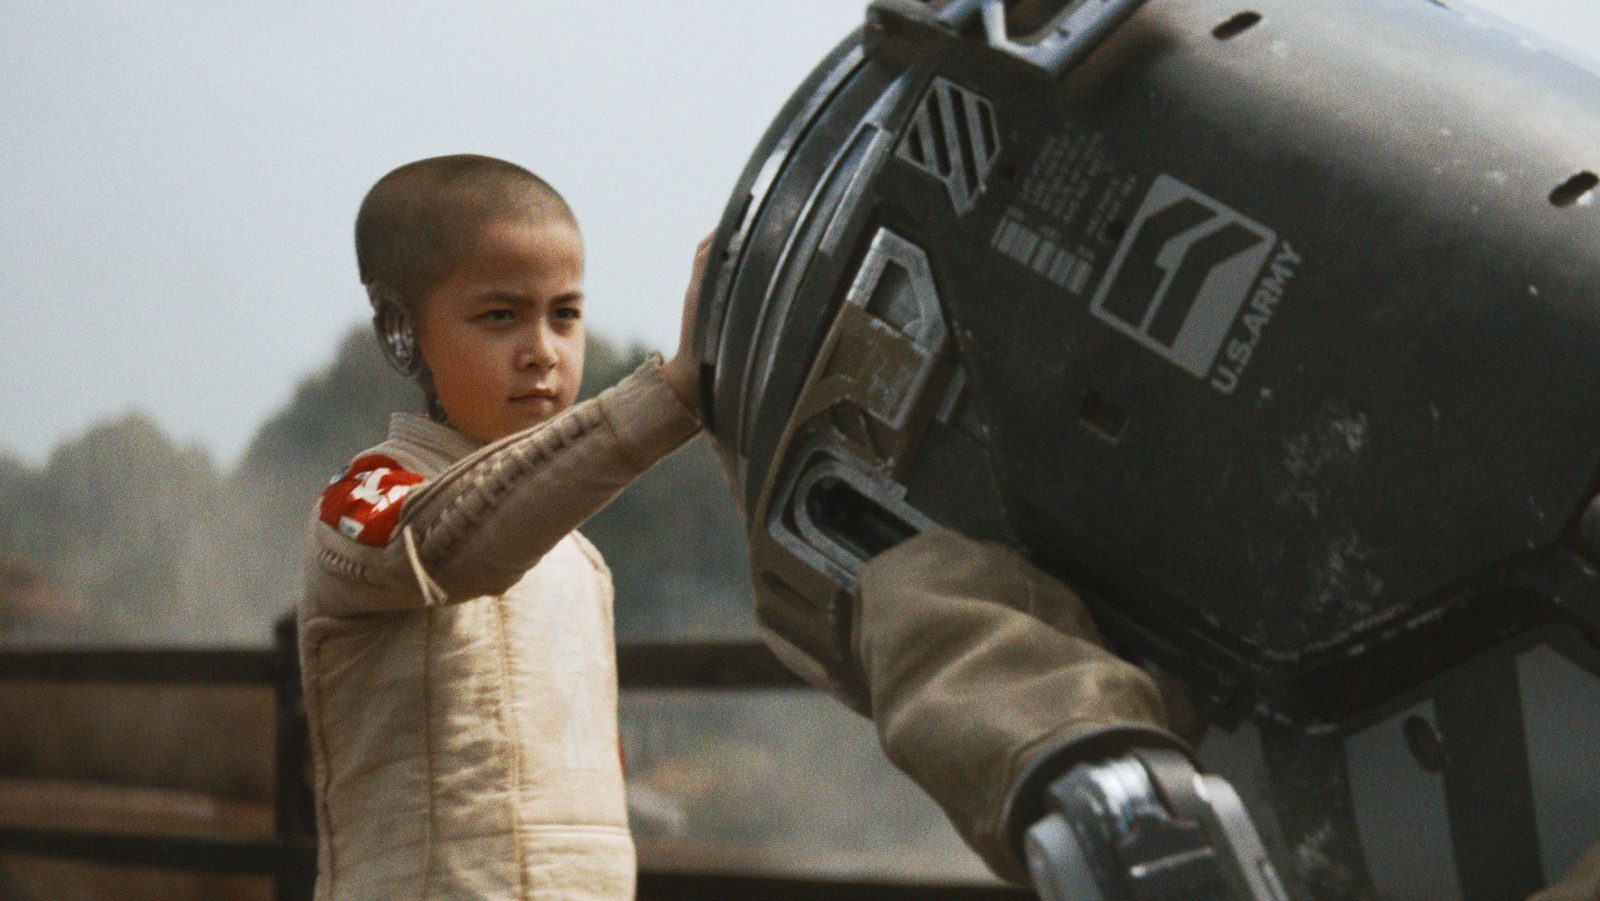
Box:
[299,362,698,900]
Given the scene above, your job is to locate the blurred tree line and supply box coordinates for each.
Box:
[0,329,755,645]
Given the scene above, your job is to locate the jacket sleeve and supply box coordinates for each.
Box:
[851,527,1169,885]
[304,359,699,617]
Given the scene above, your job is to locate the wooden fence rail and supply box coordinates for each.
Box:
[0,627,1029,900]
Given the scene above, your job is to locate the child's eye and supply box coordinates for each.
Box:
[478,309,515,324]
[553,307,582,323]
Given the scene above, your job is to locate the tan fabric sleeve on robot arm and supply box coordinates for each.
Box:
[852,527,1170,884]
[305,360,699,616]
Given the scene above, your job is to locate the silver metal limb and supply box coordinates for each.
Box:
[1025,751,1288,901]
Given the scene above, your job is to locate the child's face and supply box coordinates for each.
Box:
[417,217,586,444]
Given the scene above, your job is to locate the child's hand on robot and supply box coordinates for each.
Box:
[661,233,713,410]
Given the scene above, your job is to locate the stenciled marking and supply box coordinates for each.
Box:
[1211,241,1301,395]
[1089,175,1298,393]
[991,211,1094,294]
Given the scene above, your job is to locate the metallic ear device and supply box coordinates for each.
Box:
[694,0,1600,897]
[368,283,421,377]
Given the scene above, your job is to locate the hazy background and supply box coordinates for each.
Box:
[0,2,870,467]
[2,0,1596,468]
[1,2,1598,893]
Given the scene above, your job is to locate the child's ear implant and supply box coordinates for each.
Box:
[368,284,422,376]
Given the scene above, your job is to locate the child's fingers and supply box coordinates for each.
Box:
[685,233,714,302]
[675,232,715,368]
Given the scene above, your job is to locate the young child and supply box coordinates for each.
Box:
[298,154,703,899]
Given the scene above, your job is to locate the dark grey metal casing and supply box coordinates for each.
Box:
[694,1,1600,897]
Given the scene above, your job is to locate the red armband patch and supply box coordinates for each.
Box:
[318,454,425,547]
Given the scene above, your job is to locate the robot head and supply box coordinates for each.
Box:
[697,3,1600,894]
[696,0,1600,722]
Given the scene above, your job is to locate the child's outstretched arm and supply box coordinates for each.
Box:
[305,239,710,617]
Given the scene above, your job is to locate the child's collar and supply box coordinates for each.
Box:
[388,412,482,464]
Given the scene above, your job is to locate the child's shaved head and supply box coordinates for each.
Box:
[355,154,577,309]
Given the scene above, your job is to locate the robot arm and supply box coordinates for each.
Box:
[854,529,1284,896]
[1024,749,1286,901]
[854,528,1283,899]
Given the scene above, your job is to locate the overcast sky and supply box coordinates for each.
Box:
[2,1,1596,467]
